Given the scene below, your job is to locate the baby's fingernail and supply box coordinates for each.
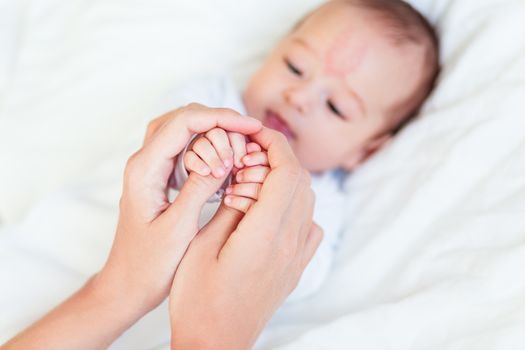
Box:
[224,159,231,168]
[225,187,232,194]
[201,166,211,176]
[243,155,251,165]
[224,196,232,205]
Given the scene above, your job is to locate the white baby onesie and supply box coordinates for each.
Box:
[160,76,347,302]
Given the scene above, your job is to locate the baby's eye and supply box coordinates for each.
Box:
[285,59,303,77]
[327,100,345,119]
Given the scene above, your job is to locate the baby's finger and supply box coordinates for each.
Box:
[228,132,247,169]
[235,166,270,184]
[225,183,262,201]
[192,137,228,178]
[205,128,234,168]
[184,151,211,176]
[242,151,269,167]
[246,142,262,154]
[224,195,256,214]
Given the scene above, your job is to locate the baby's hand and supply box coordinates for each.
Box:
[224,142,270,213]
[184,128,249,178]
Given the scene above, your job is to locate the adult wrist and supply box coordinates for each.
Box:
[87,272,152,326]
[169,311,258,350]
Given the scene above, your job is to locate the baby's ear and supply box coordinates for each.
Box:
[342,134,392,171]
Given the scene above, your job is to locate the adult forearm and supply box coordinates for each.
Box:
[2,275,146,350]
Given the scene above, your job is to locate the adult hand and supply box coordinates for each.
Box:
[2,104,262,350]
[169,128,323,350]
[97,103,263,316]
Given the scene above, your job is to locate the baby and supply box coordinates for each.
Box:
[171,0,439,301]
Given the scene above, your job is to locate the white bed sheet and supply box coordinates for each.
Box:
[1,0,525,349]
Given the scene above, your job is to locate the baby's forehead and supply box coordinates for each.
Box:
[293,1,435,75]
[293,11,388,78]
[323,25,372,77]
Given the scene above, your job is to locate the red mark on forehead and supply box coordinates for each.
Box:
[324,26,367,77]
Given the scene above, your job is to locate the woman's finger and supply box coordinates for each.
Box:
[144,104,261,165]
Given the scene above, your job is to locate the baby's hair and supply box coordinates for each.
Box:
[346,0,440,135]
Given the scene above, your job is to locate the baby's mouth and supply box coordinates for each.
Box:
[263,110,295,140]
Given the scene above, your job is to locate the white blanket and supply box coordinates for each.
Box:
[1,0,525,349]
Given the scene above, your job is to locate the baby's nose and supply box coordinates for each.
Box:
[284,84,314,114]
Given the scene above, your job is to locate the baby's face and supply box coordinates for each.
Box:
[243,2,426,173]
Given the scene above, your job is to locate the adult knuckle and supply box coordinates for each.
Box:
[124,151,144,187]
[179,103,202,122]
[175,105,192,118]
[146,118,158,134]
[185,102,203,110]
[125,151,140,173]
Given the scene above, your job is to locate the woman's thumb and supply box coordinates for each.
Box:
[192,203,245,259]
[170,171,230,217]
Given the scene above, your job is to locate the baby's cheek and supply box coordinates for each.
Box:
[293,140,324,171]
[312,138,346,171]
